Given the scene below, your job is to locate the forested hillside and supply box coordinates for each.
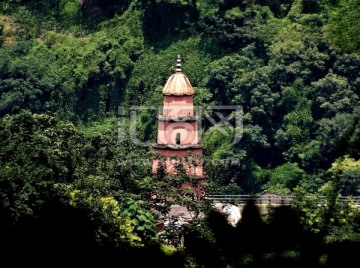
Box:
[1,0,360,266]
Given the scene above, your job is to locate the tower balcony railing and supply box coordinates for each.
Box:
[152,142,204,149]
[158,114,199,122]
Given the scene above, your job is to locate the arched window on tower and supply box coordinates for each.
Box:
[176,133,181,145]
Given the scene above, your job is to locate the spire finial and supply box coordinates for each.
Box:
[176,55,182,72]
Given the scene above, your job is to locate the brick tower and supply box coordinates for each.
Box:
[152,56,204,197]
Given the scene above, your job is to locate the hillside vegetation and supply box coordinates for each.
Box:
[1,0,360,266]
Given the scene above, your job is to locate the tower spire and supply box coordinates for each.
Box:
[176,55,182,72]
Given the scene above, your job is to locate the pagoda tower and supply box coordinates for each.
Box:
[152,56,204,196]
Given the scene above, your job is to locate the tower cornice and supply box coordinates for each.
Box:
[152,143,203,150]
[157,114,199,122]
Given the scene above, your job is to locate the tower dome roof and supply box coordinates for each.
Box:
[162,55,194,96]
[162,72,194,96]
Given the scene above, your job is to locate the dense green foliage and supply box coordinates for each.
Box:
[1,0,360,266]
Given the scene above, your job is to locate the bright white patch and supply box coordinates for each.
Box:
[213,203,241,226]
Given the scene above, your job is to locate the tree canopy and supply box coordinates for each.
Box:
[1,0,360,266]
